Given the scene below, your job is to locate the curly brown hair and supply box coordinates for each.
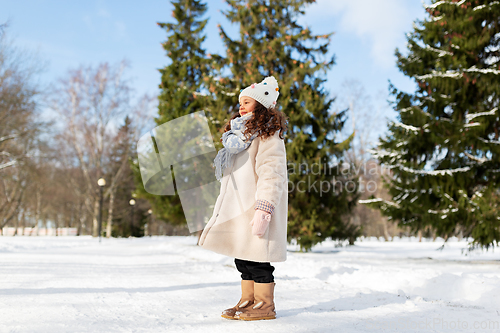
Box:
[221,101,289,141]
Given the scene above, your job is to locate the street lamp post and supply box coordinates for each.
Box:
[97,178,106,243]
[147,209,153,237]
[129,199,136,237]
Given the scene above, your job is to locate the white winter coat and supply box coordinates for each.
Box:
[198,130,288,262]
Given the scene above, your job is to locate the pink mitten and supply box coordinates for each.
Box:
[249,209,271,237]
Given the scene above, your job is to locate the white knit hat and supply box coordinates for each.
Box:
[239,76,279,109]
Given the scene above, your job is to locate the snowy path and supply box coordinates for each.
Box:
[0,236,499,332]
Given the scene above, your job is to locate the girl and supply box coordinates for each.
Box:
[198,76,289,321]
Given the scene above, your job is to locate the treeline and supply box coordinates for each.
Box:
[1,0,498,252]
[0,24,159,238]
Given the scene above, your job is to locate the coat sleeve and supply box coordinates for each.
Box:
[254,132,287,214]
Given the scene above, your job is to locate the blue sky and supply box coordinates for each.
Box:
[1,0,428,142]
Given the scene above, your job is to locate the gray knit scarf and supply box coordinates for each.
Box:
[213,113,258,181]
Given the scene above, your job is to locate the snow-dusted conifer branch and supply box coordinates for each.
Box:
[211,76,237,96]
[458,189,479,208]
[390,186,463,216]
[358,198,382,204]
[427,207,459,215]
[396,141,408,147]
[425,45,453,57]
[443,192,455,203]
[415,70,462,80]
[415,66,500,80]
[395,163,471,176]
[367,148,400,158]
[463,122,481,127]
[478,137,500,145]
[392,121,420,132]
[358,198,401,209]
[420,95,436,103]
[473,1,500,11]
[465,107,498,121]
[400,105,432,118]
[423,0,465,10]
[394,184,420,193]
[370,149,409,166]
[400,107,413,113]
[390,121,430,133]
[393,184,435,195]
[400,216,417,224]
[464,152,490,164]
[466,66,500,75]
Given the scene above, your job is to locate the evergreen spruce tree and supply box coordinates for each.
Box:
[106,115,140,237]
[131,0,214,234]
[217,0,359,250]
[364,0,500,250]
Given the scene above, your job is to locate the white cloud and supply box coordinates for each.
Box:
[306,0,419,68]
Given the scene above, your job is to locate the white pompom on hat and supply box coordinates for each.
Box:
[239,76,280,109]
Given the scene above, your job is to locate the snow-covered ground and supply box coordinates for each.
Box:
[0,236,499,333]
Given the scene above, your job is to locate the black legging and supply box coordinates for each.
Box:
[235,258,275,283]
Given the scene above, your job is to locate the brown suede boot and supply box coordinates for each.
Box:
[234,282,276,321]
[221,280,255,320]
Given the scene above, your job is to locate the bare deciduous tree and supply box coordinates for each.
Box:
[0,23,161,237]
[0,24,48,233]
[336,79,401,240]
[50,61,132,237]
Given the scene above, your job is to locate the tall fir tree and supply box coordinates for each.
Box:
[217,0,359,250]
[364,0,500,249]
[131,0,214,234]
[105,116,141,237]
